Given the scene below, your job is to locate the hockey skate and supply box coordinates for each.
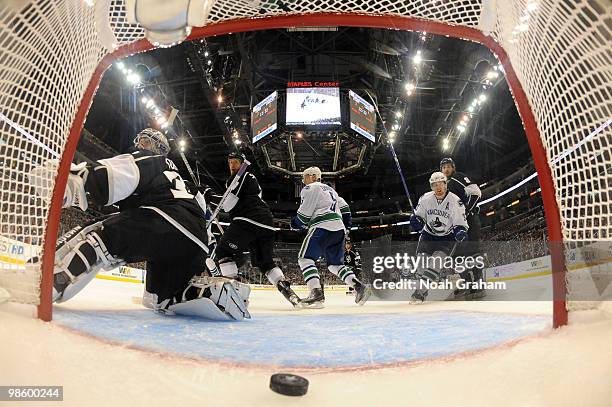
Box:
[277,280,302,308]
[409,289,428,304]
[353,279,371,306]
[299,287,325,309]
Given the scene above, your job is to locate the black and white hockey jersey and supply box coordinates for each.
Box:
[223,171,274,226]
[446,171,481,215]
[83,149,209,251]
[344,249,362,273]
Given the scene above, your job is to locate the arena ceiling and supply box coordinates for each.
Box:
[82,27,531,206]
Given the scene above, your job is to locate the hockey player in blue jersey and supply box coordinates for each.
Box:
[291,166,370,308]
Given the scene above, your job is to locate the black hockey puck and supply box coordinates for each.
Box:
[269,373,309,396]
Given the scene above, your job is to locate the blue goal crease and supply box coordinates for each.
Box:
[54,309,550,368]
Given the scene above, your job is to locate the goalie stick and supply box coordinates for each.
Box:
[206,159,250,228]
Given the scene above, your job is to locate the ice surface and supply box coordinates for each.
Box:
[1,278,611,406]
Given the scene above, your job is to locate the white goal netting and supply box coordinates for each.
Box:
[0,0,610,322]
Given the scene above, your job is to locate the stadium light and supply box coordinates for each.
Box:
[392,124,400,130]
[234,139,242,145]
[207,60,212,65]
[479,94,487,102]
[126,73,141,85]
[179,139,186,147]
[457,125,466,132]
[413,50,422,64]
[296,132,303,138]
[395,111,402,118]
[204,51,209,57]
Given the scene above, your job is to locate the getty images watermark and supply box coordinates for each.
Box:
[371,253,506,291]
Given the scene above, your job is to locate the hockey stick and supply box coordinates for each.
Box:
[206,159,250,228]
[364,91,416,211]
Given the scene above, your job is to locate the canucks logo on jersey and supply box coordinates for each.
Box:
[414,191,468,237]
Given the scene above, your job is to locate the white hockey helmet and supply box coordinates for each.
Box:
[303,166,322,180]
[134,128,170,156]
[429,171,447,187]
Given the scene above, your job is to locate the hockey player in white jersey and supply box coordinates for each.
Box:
[29,128,249,320]
[408,171,468,303]
[291,167,370,308]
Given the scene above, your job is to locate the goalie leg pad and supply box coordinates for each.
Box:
[191,274,251,307]
[53,221,123,303]
[157,277,251,321]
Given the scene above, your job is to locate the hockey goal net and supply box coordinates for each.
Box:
[0,0,610,326]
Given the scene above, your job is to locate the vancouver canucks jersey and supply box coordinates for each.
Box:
[414,191,468,237]
[295,182,346,231]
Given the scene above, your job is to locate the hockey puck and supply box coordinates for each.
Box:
[269,373,309,396]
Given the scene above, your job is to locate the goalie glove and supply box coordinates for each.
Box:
[30,161,89,211]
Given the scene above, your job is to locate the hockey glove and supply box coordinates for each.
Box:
[454,226,468,242]
[409,214,425,232]
[290,216,306,230]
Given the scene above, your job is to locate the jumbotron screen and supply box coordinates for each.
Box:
[251,91,278,143]
[286,87,341,126]
[349,90,376,142]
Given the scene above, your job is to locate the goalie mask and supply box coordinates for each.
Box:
[134,128,170,156]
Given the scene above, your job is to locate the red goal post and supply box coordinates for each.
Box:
[0,1,609,327]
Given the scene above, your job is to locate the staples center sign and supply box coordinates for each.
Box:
[287,81,340,87]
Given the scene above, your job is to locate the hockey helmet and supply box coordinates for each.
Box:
[228,152,246,162]
[439,157,455,170]
[429,171,447,186]
[134,128,170,156]
[302,166,322,180]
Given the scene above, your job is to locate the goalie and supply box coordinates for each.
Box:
[408,172,468,304]
[29,128,250,321]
